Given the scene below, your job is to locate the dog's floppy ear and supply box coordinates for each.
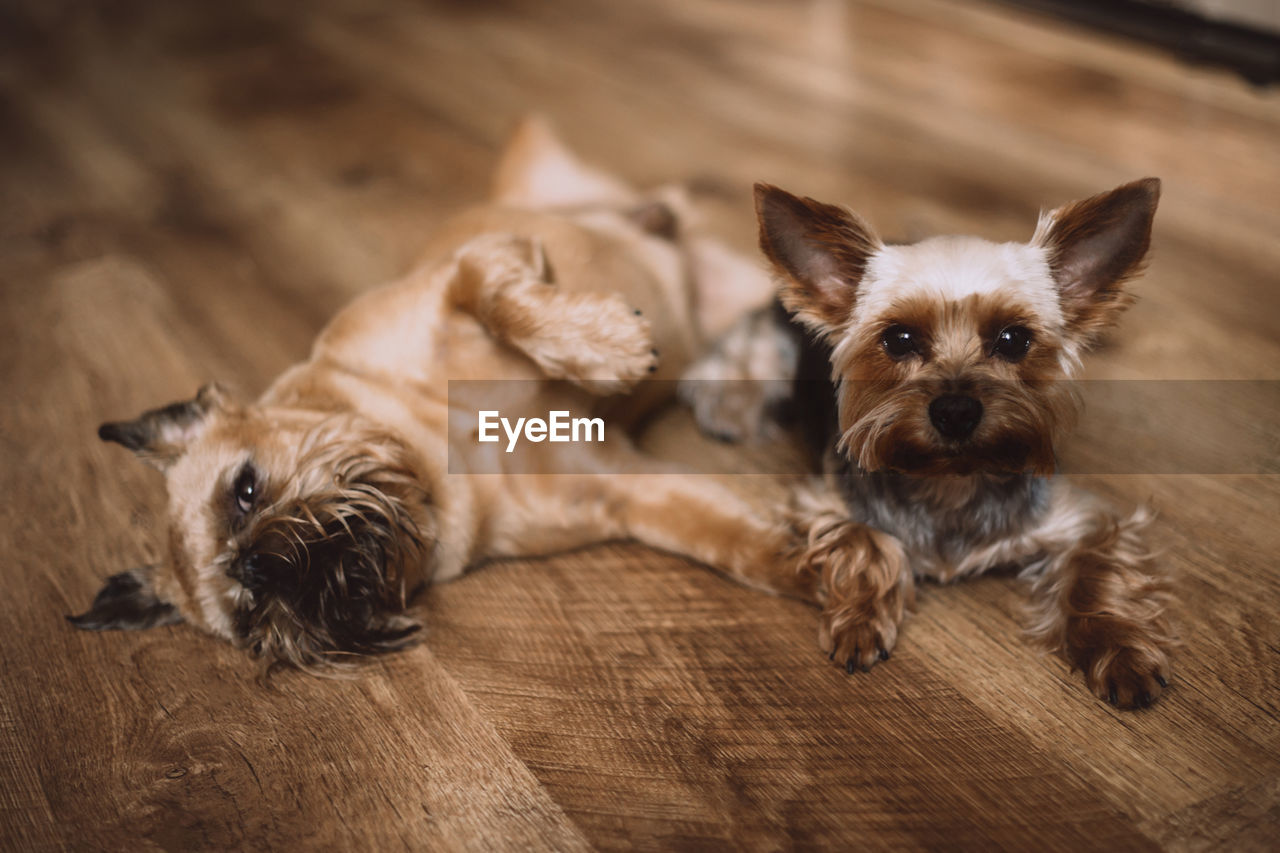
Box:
[98,383,228,470]
[66,569,182,631]
[1034,177,1161,340]
[755,183,881,333]
[491,114,633,208]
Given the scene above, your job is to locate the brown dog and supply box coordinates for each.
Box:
[71,119,834,672]
[682,180,1176,709]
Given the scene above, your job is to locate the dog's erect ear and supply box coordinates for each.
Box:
[98,383,228,470]
[66,570,182,631]
[755,183,881,333]
[491,115,633,208]
[1034,177,1161,338]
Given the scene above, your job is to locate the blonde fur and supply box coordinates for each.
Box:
[81,119,854,674]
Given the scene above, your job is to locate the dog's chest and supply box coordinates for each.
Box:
[837,468,1049,577]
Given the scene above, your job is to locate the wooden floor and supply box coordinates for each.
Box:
[2,0,1278,849]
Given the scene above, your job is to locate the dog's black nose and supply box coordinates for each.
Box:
[231,552,269,590]
[929,394,983,440]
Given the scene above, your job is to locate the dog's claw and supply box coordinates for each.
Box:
[1084,644,1171,709]
[878,646,890,661]
[845,659,856,675]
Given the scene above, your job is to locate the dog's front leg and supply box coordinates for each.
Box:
[449,233,658,393]
[677,302,801,443]
[787,486,914,673]
[1022,485,1175,708]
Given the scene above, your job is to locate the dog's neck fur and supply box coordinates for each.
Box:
[834,464,1049,573]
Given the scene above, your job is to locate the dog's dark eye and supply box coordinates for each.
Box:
[233,465,258,515]
[992,325,1033,361]
[881,325,921,360]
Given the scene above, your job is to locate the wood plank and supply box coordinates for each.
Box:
[0,0,1277,848]
[0,149,587,853]
[427,545,1161,850]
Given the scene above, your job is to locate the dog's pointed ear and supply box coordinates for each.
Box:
[1034,177,1161,338]
[491,115,632,208]
[66,570,182,631]
[755,183,881,333]
[98,383,228,470]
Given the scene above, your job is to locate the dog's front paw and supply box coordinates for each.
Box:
[798,519,912,674]
[677,368,786,443]
[819,598,903,674]
[451,232,657,393]
[1075,627,1173,709]
[678,306,797,443]
[566,300,657,394]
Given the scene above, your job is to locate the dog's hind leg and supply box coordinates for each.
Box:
[449,233,658,393]
[482,464,816,600]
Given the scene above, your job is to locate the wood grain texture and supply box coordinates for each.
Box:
[1,0,1277,849]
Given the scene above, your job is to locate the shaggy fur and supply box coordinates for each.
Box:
[683,178,1176,709]
[72,119,881,676]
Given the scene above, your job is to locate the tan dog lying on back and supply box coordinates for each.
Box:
[71,119,837,670]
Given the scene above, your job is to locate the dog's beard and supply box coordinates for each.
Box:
[228,447,430,674]
[837,379,1078,477]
